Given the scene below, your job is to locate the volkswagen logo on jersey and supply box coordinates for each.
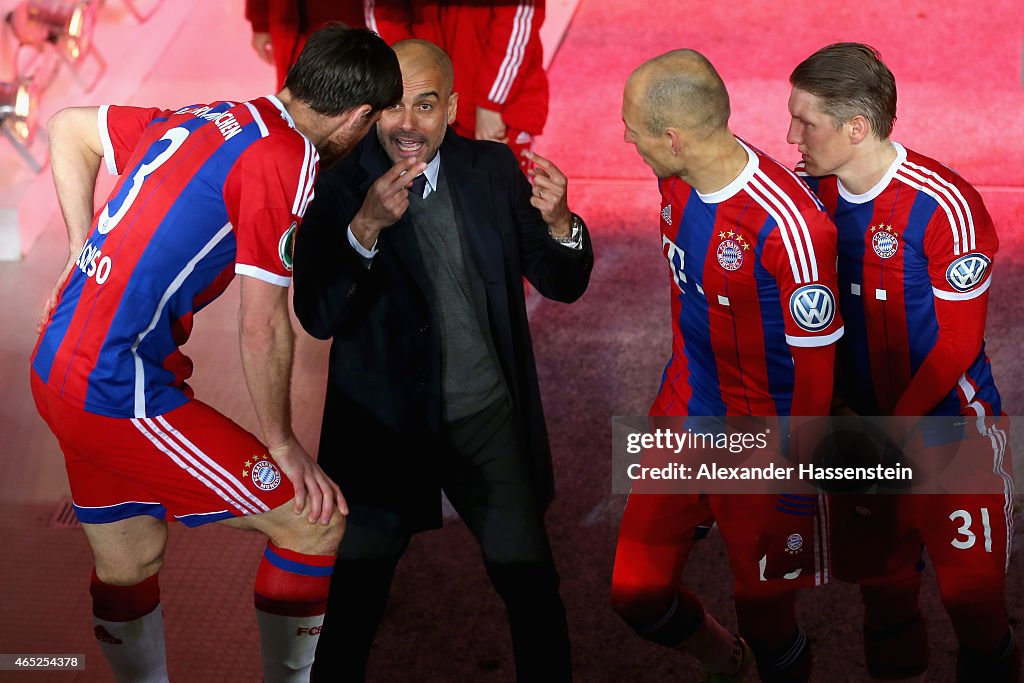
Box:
[279,222,297,272]
[660,204,672,226]
[789,285,835,332]
[870,224,899,259]
[785,533,804,554]
[945,253,991,292]
[251,460,282,491]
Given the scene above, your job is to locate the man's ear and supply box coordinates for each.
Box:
[447,91,458,125]
[848,114,871,144]
[666,127,684,156]
[346,104,374,130]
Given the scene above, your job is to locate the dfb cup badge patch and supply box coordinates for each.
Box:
[279,222,297,272]
[870,224,899,259]
[785,533,804,555]
[251,459,282,491]
[716,230,749,272]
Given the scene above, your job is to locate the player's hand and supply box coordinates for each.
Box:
[37,251,79,333]
[475,107,508,143]
[350,157,425,249]
[251,32,274,65]
[269,436,348,525]
[526,150,572,236]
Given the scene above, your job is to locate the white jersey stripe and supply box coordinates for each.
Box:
[903,159,976,251]
[932,276,992,301]
[132,223,234,417]
[749,175,809,283]
[488,2,533,105]
[131,418,258,515]
[243,101,270,139]
[754,170,819,281]
[488,3,528,103]
[895,167,971,256]
[291,138,313,215]
[154,415,271,513]
[98,105,118,175]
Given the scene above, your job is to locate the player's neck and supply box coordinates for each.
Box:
[687,134,748,195]
[836,139,898,196]
[276,89,326,146]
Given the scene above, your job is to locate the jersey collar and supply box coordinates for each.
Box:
[837,141,906,204]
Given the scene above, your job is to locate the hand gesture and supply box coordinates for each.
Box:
[270,436,348,525]
[350,157,425,249]
[526,150,572,235]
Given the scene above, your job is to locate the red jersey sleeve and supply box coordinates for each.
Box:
[98,105,170,176]
[476,0,545,112]
[244,0,269,32]
[224,132,318,287]
[762,208,845,349]
[923,185,998,302]
[892,184,996,416]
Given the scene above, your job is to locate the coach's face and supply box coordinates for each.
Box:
[378,47,457,166]
[787,87,853,177]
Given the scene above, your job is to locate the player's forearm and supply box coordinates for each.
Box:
[239,295,297,449]
[892,297,986,417]
[790,344,835,416]
[48,108,104,253]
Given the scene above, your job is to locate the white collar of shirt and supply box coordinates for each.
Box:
[695,137,758,204]
[415,152,442,199]
[837,141,906,204]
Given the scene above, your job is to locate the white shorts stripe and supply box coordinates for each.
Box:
[153,415,271,514]
[131,418,259,516]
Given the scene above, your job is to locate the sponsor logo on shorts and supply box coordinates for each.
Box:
[785,533,804,554]
[297,626,323,636]
[870,224,899,259]
[251,459,282,491]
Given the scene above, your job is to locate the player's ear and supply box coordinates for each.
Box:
[666,127,683,156]
[447,91,458,125]
[848,114,870,144]
[346,104,375,131]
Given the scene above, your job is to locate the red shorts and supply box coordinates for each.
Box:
[613,491,830,601]
[31,372,293,527]
[830,417,1013,590]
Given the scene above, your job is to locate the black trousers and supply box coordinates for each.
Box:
[311,397,572,682]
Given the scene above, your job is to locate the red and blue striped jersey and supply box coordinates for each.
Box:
[652,140,844,417]
[32,96,318,418]
[799,143,1001,417]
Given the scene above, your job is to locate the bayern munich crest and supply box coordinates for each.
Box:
[251,459,282,491]
[785,533,804,554]
[716,231,749,271]
[870,224,899,259]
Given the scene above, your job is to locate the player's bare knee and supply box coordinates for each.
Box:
[270,510,344,555]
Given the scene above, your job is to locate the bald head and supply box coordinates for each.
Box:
[392,39,455,97]
[627,49,731,137]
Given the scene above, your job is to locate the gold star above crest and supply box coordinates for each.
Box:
[242,469,249,478]
[727,230,736,238]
